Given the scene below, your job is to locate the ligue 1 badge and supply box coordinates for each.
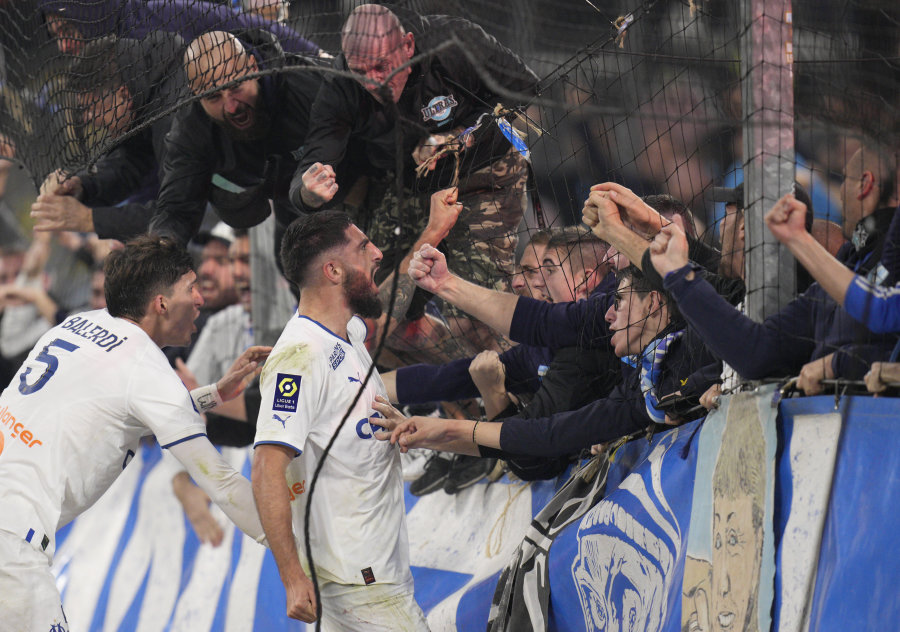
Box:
[273,373,302,412]
[421,94,458,125]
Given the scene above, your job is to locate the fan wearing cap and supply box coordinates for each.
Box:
[709,181,835,292]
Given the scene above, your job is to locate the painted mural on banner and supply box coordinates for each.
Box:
[569,427,691,632]
[682,388,778,632]
[45,391,900,630]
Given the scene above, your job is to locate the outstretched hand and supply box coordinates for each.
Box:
[31,193,94,233]
[39,170,82,198]
[590,182,665,237]
[371,395,452,453]
[582,189,626,241]
[216,345,272,402]
[300,162,338,208]
[648,215,690,277]
[407,244,452,294]
[765,193,808,245]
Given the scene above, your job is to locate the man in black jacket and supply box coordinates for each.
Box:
[291,4,538,324]
[32,32,187,241]
[148,29,325,260]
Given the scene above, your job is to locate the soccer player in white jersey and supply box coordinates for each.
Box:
[252,211,430,630]
[0,235,271,632]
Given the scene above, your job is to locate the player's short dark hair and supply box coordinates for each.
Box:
[280,210,353,288]
[104,235,194,320]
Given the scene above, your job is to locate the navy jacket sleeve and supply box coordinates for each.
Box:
[509,294,612,350]
[79,135,156,206]
[91,203,155,241]
[880,205,900,283]
[395,357,479,405]
[79,129,163,241]
[663,264,816,379]
[509,285,613,351]
[140,0,320,55]
[394,343,552,405]
[289,76,360,211]
[498,378,648,458]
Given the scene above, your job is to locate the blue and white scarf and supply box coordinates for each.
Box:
[638,329,685,423]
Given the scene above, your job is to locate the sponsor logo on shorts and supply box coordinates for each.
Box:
[329,343,345,370]
[421,94,458,124]
[273,374,301,412]
[361,566,376,585]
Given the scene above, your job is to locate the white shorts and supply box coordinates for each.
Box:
[319,580,430,632]
[0,529,69,632]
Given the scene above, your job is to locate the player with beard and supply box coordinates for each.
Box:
[252,211,430,629]
[149,29,325,263]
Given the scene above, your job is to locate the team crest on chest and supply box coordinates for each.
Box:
[329,343,345,370]
[421,94,458,124]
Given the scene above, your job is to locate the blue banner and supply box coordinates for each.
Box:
[51,393,900,630]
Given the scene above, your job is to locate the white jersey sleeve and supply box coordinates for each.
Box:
[125,356,206,449]
[254,337,328,454]
[167,437,265,543]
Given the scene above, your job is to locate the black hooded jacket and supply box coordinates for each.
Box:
[289,12,539,211]
[77,31,186,241]
[149,29,323,243]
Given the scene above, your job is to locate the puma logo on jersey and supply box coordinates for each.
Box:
[273,414,289,428]
[348,374,361,384]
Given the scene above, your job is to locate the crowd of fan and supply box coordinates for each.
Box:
[1,1,899,545]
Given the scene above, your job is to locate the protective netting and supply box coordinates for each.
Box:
[2,2,900,628]
[1,0,899,400]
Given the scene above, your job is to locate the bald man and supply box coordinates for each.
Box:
[149,29,325,258]
[289,4,539,325]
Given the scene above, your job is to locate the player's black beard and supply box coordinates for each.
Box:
[343,269,383,319]
[214,101,272,142]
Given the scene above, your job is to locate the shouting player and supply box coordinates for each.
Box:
[252,211,429,629]
[0,235,270,631]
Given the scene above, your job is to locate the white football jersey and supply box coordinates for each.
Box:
[0,309,205,557]
[254,315,410,587]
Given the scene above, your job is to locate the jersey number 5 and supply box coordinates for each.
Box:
[18,339,80,395]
